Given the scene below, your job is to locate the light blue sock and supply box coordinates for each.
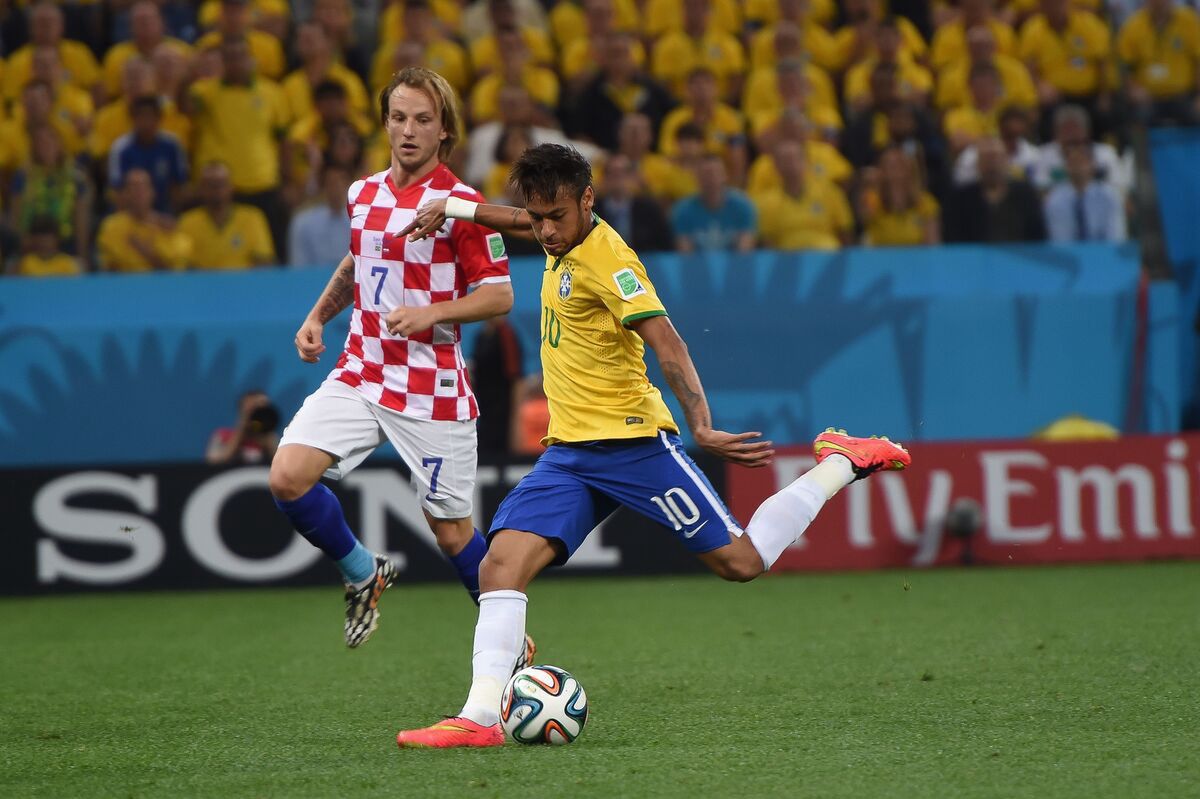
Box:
[336,540,376,586]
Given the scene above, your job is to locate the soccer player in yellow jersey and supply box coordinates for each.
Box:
[393,144,912,748]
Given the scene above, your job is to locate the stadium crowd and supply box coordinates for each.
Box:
[0,0,1192,276]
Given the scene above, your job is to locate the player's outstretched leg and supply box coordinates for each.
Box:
[269,444,398,648]
[704,429,911,580]
[397,530,556,749]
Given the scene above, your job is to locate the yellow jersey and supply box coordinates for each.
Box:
[753,182,852,251]
[930,18,1016,72]
[650,30,747,100]
[746,143,851,195]
[195,30,286,80]
[830,17,928,72]
[15,252,81,276]
[371,38,471,95]
[935,54,1037,109]
[943,103,1002,141]
[657,103,745,157]
[469,67,560,124]
[745,0,835,28]
[748,23,838,71]
[469,29,554,75]
[643,0,741,38]
[96,212,191,272]
[1117,7,1200,98]
[281,63,370,123]
[178,204,275,269]
[1017,11,1112,96]
[741,63,839,124]
[3,40,99,101]
[539,217,678,445]
[863,192,940,247]
[189,77,289,193]
[549,0,640,47]
[102,39,192,98]
[843,57,934,107]
[378,0,463,42]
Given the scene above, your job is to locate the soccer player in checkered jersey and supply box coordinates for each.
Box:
[391,144,912,747]
[268,67,533,661]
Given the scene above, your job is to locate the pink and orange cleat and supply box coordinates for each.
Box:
[396,717,505,749]
[813,428,911,480]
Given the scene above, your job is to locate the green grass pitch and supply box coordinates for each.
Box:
[2,562,1197,798]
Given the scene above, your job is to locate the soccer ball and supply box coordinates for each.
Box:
[500,665,589,745]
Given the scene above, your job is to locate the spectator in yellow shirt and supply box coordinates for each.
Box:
[550,0,639,50]
[179,161,277,270]
[1017,0,1112,136]
[199,0,289,39]
[96,168,191,272]
[3,2,100,104]
[23,46,94,150]
[91,56,191,161]
[102,2,192,100]
[748,0,838,72]
[745,59,844,144]
[9,126,91,257]
[752,139,853,251]
[936,24,1038,111]
[612,112,696,202]
[285,21,371,126]
[747,110,852,196]
[858,145,940,246]
[831,0,928,73]
[658,67,747,182]
[650,0,747,102]
[373,0,471,95]
[482,125,533,203]
[13,215,82,277]
[844,17,934,114]
[944,63,1007,154]
[743,24,840,127]
[468,0,554,76]
[469,27,560,124]
[195,0,286,81]
[557,0,646,85]
[188,36,290,255]
[1117,0,1200,126]
[379,0,464,45]
[283,80,373,206]
[643,0,741,40]
[931,0,1016,72]
[0,81,84,172]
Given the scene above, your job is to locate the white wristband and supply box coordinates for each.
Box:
[444,197,478,221]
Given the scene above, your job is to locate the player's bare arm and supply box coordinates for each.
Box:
[633,314,775,468]
[398,198,539,242]
[294,251,354,363]
[385,281,514,336]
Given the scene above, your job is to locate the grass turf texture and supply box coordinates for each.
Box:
[1,563,1197,798]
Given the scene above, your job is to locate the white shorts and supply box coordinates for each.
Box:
[279,379,477,519]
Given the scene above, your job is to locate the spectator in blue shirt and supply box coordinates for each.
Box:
[107,96,189,214]
[671,153,757,253]
[288,161,353,268]
[1043,143,1126,243]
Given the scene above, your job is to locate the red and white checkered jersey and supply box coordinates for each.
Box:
[329,164,511,421]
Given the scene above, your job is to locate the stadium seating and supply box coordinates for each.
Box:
[0,0,1192,274]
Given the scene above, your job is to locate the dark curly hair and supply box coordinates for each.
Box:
[509,143,592,204]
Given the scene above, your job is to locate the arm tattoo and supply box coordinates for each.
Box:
[314,260,355,323]
[661,361,711,431]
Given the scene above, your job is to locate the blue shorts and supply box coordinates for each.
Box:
[489,431,743,565]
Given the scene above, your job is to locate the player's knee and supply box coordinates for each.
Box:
[268,457,313,501]
[478,550,517,592]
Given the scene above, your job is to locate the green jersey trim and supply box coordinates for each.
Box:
[621,309,667,327]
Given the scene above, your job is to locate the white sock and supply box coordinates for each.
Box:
[459,589,527,726]
[745,455,854,570]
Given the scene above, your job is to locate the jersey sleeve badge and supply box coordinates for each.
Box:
[612,267,646,300]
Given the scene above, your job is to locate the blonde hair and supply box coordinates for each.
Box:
[378,66,463,162]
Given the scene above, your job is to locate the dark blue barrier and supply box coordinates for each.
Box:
[0,243,1176,466]
[1149,127,1200,425]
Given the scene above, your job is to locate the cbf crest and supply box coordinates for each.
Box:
[558,270,573,299]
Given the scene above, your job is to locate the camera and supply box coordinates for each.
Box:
[247,404,280,434]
